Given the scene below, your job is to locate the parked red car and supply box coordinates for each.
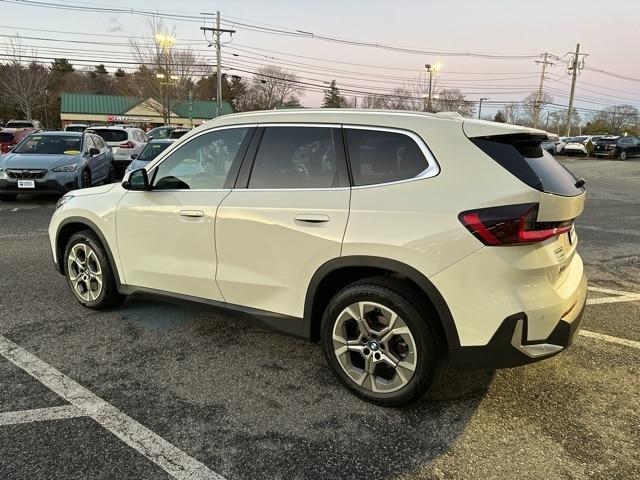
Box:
[0,128,38,155]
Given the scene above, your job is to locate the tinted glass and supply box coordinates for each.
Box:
[169,129,189,139]
[138,142,172,161]
[6,121,33,128]
[150,127,170,138]
[249,127,338,189]
[153,128,249,190]
[597,138,617,144]
[345,128,429,186]
[65,126,86,132]
[14,135,82,155]
[91,129,128,143]
[472,135,583,197]
[0,132,14,142]
[620,138,632,144]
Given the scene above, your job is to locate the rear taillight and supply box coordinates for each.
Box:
[459,203,573,246]
[119,141,135,148]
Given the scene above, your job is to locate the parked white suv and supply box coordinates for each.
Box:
[49,110,588,406]
[87,126,148,176]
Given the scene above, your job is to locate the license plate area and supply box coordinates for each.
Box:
[17,180,35,189]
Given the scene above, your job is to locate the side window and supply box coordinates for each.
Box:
[620,138,632,145]
[84,136,95,153]
[345,128,430,186]
[92,135,105,150]
[153,127,250,190]
[248,127,340,189]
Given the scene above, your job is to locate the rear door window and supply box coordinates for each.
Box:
[248,126,345,189]
[344,128,431,186]
[471,134,584,197]
[0,132,14,143]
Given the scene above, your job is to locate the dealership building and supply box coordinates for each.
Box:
[60,93,233,129]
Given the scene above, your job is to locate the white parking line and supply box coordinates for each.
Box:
[0,334,225,480]
[587,286,640,306]
[0,405,84,426]
[579,330,640,350]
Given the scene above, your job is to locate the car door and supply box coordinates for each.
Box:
[215,125,351,321]
[116,126,255,300]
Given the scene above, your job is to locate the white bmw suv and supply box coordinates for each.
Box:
[49,109,587,406]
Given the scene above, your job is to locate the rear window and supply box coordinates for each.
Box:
[0,132,14,143]
[91,129,128,143]
[471,134,584,197]
[169,130,189,139]
[65,125,87,132]
[597,138,617,145]
[5,121,33,128]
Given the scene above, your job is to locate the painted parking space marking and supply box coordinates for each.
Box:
[587,286,640,306]
[0,334,225,480]
[0,405,84,426]
[579,330,640,350]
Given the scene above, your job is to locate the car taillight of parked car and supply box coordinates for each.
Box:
[119,141,136,148]
[459,203,573,246]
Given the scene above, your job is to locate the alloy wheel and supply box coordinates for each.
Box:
[332,301,417,393]
[67,243,103,302]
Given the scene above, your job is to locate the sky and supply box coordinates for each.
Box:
[1,0,639,122]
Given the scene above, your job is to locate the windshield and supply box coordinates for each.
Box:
[6,121,33,128]
[13,135,82,155]
[137,142,172,161]
[90,129,128,143]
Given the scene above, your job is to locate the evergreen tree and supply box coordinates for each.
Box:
[322,80,345,108]
[50,58,74,74]
[494,110,506,123]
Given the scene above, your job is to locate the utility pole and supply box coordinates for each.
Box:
[534,53,554,128]
[425,64,434,112]
[201,12,235,117]
[565,43,587,137]
[478,97,489,119]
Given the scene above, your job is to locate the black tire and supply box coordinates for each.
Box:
[619,150,627,161]
[321,277,442,407]
[0,194,17,202]
[63,230,124,309]
[80,169,92,188]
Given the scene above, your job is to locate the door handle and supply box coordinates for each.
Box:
[294,214,330,224]
[179,210,205,218]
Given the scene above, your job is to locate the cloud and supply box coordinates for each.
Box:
[107,17,123,33]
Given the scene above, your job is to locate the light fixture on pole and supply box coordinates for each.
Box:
[478,97,489,119]
[424,63,441,112]
[155,34,176,125]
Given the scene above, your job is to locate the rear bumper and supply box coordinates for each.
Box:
[449,273,588,368]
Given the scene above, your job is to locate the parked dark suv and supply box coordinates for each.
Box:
[593,136,640,160]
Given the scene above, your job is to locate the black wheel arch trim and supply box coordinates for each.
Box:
[304,256,461,347]
[54,216,123,289]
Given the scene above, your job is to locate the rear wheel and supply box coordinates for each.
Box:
[0,194,17,202]
[321,278,441,406]
[64,230,124,309]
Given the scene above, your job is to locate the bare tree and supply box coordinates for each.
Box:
[433,88,475,117]
[128,17,208,122]
[592,105,639,135]
[0,36,49,120]
[235,66,303,111]
[502,103,523,125]
[521,91,553,127]
[548,109,581,135]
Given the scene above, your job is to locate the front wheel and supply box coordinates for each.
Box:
[80,169,92,188]
[619,150,627,161]
[321,278,441,406]
[64,230,124,309]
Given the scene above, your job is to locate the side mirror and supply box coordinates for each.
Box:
[89,147,100,156]
[148,135,154,140]
[130,153,138,160]
[122,168,150,191]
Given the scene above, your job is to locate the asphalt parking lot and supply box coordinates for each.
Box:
[0,158,638,480]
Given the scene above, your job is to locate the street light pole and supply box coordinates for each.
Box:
[478,97,489,119]
[425,64,433,112]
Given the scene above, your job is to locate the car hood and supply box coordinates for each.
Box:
[68,183,118,198]
[0,153,82,169]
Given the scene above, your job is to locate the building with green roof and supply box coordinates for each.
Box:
[60,93,233,128]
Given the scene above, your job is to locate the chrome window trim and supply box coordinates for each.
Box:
[144,124,258,191]
[343,124,441,189]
